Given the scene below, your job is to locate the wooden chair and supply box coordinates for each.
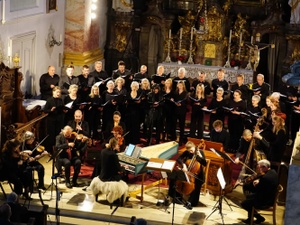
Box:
[250,184,283,225]
[201,158,211,195]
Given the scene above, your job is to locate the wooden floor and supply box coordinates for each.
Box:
[0,157,286,225]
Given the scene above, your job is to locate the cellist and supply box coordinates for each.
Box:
[167,141,206,207]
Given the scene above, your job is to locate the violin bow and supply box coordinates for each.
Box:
[31,135,49,153]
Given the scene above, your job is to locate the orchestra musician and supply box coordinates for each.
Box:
[67,110,90,158]
[93,137,123,182]
[104,111,126,141]
[21,131,48,190]
[235,129,253,163]
[111,126,126,152]
[43,86,65,154]
[167,141,207,208]
[55,126,83,188]
[0,139,33,200]
[210,120,230,152]
[241,159,278,224]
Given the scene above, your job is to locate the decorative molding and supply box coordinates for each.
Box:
[63,48,104,66]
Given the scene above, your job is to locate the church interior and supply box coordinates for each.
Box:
[0,0,300,224]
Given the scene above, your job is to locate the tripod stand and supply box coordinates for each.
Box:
[45,149,63,200]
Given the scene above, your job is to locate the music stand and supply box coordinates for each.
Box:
[44,148,63,200]
[206,148,234,225]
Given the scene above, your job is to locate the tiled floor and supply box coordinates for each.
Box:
[0,157,285,225]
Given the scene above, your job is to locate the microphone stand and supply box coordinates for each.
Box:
[44,148,63,200]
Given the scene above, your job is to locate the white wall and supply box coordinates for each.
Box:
[0,0,65,96]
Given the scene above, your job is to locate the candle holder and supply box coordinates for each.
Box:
[165,37,172,63]
[187,39,194,64]
[178,38,182,64]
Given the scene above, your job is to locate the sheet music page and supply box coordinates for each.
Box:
[65,101,74,109]
[147,161,162,169]
[217,168,226,190]
[161,161,175,170]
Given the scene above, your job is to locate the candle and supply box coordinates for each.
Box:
[229,29,232,44]
[2,0,5,24]
[7,44,11,57]
[168,29,171,39]
[191,27,193,41]
[240,32,243,44]
[59,34,62,42]
[180,28,183,40]
[251,36,253,45]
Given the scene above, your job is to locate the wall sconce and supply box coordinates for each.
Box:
[91,0,97,19]
[49,35,62,47]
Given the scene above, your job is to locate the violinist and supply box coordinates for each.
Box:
[55,126,82,188]
[111,126,126,152]
[21,131,48,190]
[241,159,278,224]
[235,129,253,164]
[167,141,207,208]
[0,139,33,200]
[67,110,90,157]
[104,111,126,141]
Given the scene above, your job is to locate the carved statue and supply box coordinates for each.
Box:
[202,6,223,42]
[246,44,271,71]
[13,53,20,67]
[233,13,249,40]
[289,0,300,24]
[178,11,195,37]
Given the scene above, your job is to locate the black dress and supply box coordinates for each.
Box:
[85,95,102,140]
[101,89,117,131]
[43,96,65,153]
[125,90,142,144]
[207,97,226,130]
[63,95,82,126]
[189,94,206,138]
[173,90,188,144]
[227,99,247,151]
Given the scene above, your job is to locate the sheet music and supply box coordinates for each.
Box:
[147,161,162,169]
[65,101,74,109]
[217,168,226,190]
[161,161,175,170]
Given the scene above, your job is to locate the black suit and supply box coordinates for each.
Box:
[59,75,80,96]
[39,73,60,100]
[242,169,278,218]
[98,147,122,182]
[55,133,82,184]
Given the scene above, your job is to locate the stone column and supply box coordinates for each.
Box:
[63,0,105,72]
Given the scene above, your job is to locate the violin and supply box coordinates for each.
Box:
[243,172,265,185]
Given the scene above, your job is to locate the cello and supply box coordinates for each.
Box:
[175,141,205,196]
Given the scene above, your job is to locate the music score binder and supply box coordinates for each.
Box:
[146,158,176,172]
